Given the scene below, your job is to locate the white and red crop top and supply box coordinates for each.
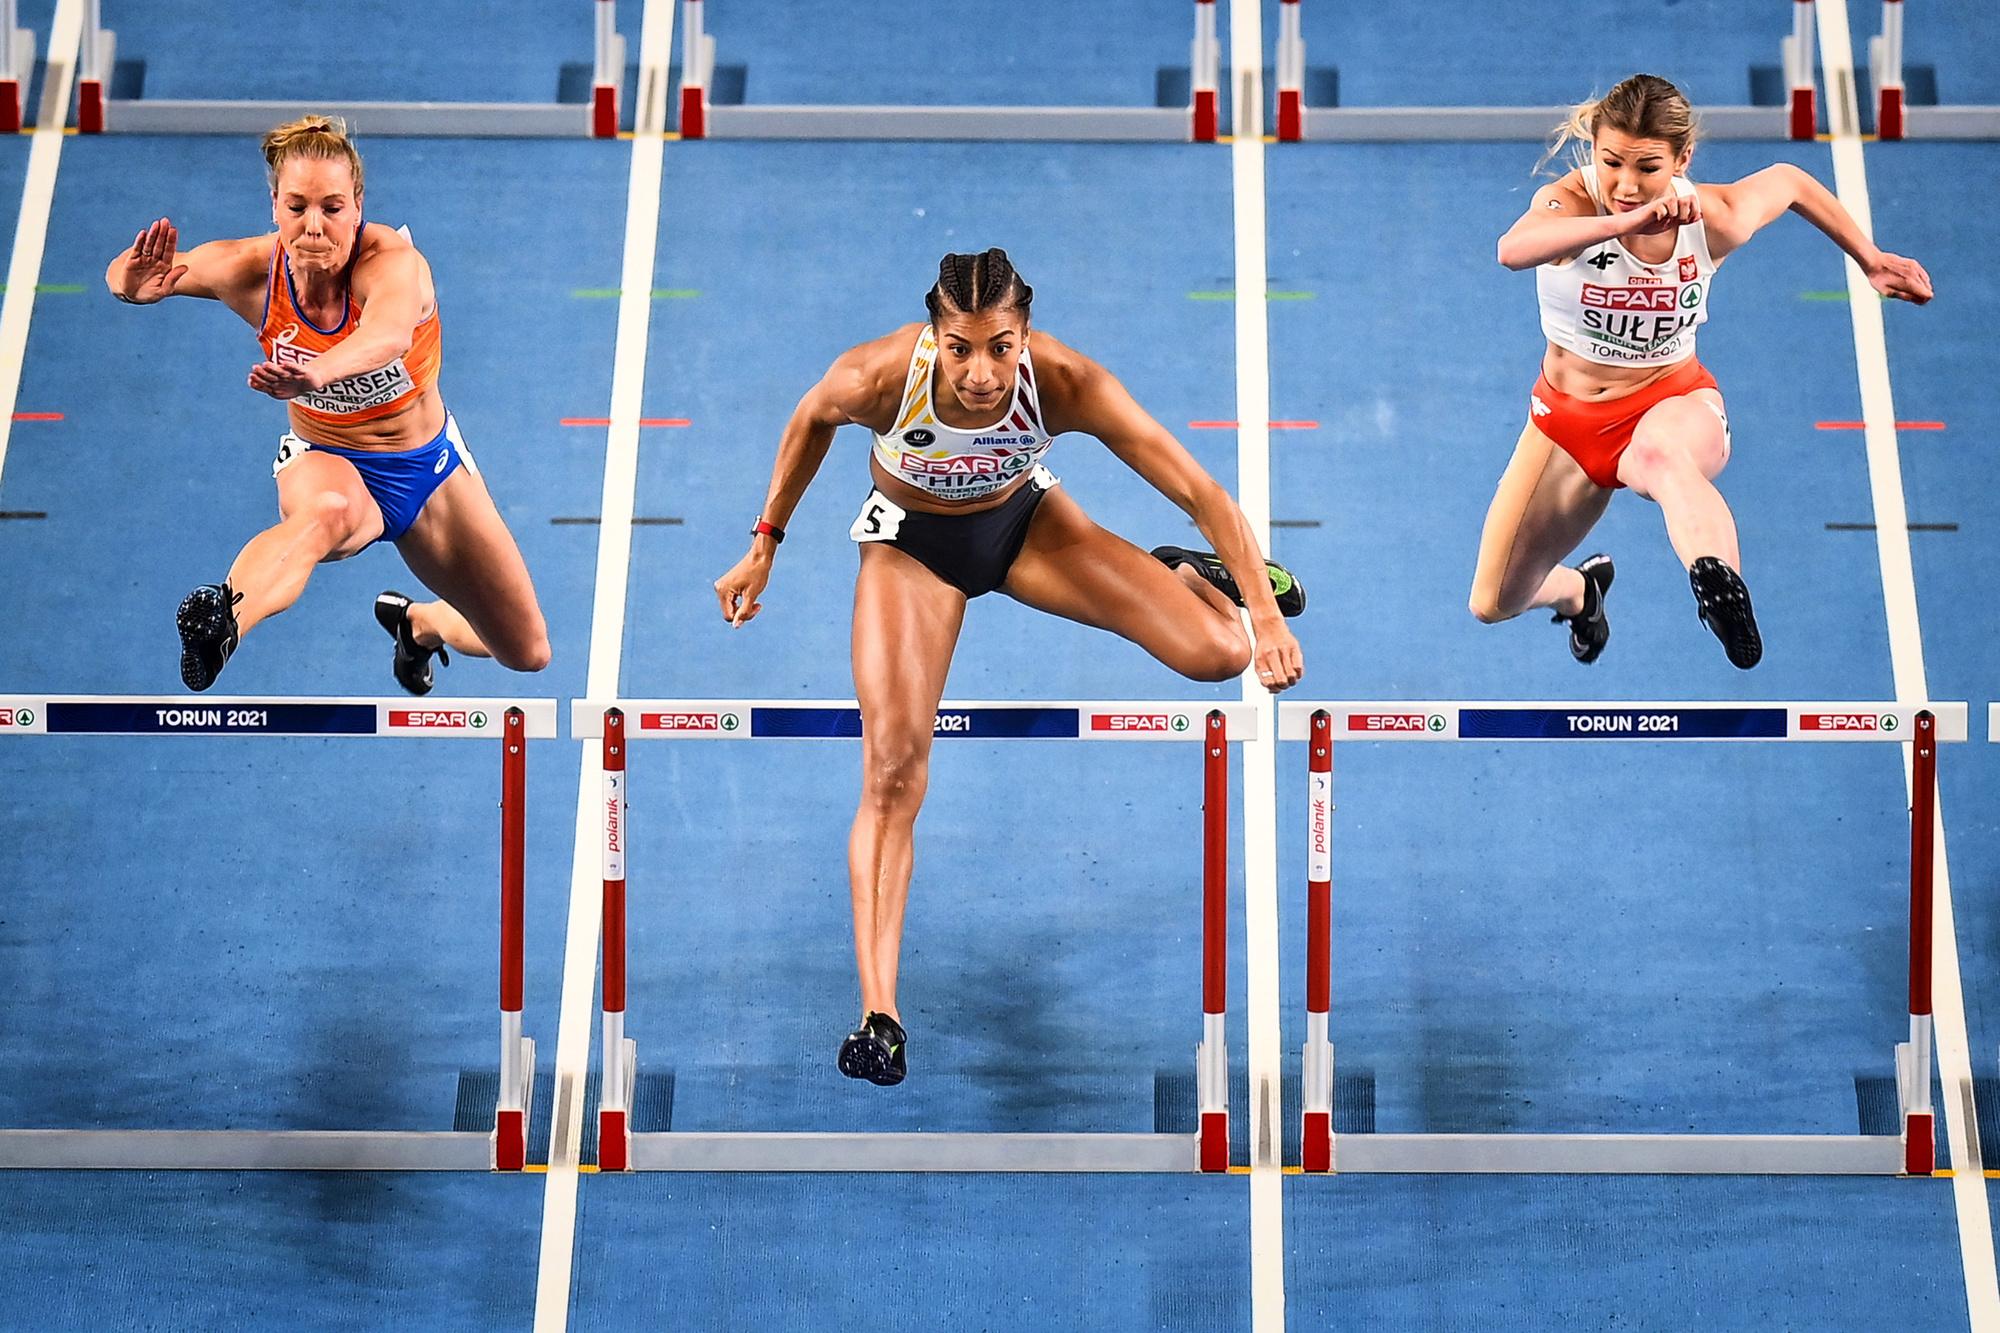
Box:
[871,324,1053,501]
[1535,174,1715,367]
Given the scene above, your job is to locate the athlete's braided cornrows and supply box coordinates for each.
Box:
[925,248,1033,323]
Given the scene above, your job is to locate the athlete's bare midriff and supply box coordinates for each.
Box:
[1538,342,1695,402]
[286,384,446,452]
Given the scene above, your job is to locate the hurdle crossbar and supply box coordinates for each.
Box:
[575,698,1254,1173]
[1283,699,1962,1176]
[1286,2,1812,142]
[0,0,33,133]
[0,696,553,1171]
[79,1,624,137]
[677,0,1221,143]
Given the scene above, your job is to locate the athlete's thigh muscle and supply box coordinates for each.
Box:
[276,448,385,559]
[852,542,966,754]
[1002,487,1228,663]
[1470,423,1612,618]
[395,464,546,662]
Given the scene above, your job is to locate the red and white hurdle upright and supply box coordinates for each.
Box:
[0,0,32,133]
[676,0,1222,142]
[1286,699,1963,1175]
[76,0,624,136]
[1282,1,1817,141]
[0,696,554,1171]
[578,698,1250,1173]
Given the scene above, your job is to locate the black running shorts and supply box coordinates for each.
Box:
[849,467,1056,597]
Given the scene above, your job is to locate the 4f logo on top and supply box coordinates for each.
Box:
[1586,251,1617,271]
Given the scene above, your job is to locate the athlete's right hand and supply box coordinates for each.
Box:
[1617,192,1700,238]
[713,549,772,627]
[115,219,187,303]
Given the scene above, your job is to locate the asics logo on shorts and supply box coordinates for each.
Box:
[434,448,449,474]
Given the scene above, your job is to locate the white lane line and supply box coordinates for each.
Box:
[0,0,83,490]
[1226,1,1285,1328]
[532,2,673,1328]
[1816,2,1999,1325]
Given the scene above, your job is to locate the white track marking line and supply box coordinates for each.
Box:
[0,0,82,490]
[532,3,673,1328]
[1816,3,1998,1324]
[1227,2,1285,1328]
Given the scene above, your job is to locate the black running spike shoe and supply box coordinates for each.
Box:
[176,582,242,692]
[1150,546,1306,617]
[837,1011,908,1087]
[1551,553,1615,665]
[374,590,449,697]
[1689,556,1762,669]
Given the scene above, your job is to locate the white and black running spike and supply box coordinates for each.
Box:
[176,582,242,692]
[1689,556,1762,669]
[374,590,448,697]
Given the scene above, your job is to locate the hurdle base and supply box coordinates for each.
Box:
[0,25,33,133]
[624,1131,1198,1172]
[491,1035,536,1171]
[1299,105,1787,143]
[1326,1132,1905,1175]
[596,1036,638,1171]
[97,100,592,137]
[0,1129,498,1170]
[702,105,1195,143]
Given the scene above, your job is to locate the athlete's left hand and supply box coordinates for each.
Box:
[247,360,319,400]
[1251,618,1303,693]
[1866,251,1933,305]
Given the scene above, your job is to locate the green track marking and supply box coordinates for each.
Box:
[0,283,85,294]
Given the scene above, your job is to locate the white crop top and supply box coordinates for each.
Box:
[1535,174,1715,367]
[870,324,1053,501]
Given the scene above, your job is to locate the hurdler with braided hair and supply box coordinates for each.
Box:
[104,114,550,693]
[1476,74,1931,668]
[714,247,1306,1086]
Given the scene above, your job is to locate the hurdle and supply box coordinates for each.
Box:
[76,0,626,136]
[1276,0,1816,142]
[0,0,33,133]
[0,696,555,1171]
[1866,0,2000,139]
[675,0,1221,142]
[1285,700,1964,1175]
[573,698,1256,1172]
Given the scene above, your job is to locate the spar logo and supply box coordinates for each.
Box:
[1344,712,1446,733]
[389,709,486,730]
[1581,283,1679,312]
[0,706,32,727]
[1799,712,1897,733]
[1090,713,1191,733]
[640,712,738,732]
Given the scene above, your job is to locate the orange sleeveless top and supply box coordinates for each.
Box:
[256,230,442,428]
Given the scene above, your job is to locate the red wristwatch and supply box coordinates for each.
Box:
[751,519,786,544]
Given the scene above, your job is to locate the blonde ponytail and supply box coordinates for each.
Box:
[261,114,365,195]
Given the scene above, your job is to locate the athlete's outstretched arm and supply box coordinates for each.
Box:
[712,346,882,626]
[1702,165,1933,301]
[105,219,262,305]
[1049,341,1302,682]
[1496,177,1698,270]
